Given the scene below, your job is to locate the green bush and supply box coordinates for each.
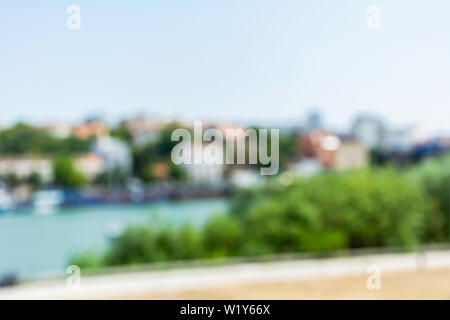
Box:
[53,155,86,188]
[0,123,90,155]
[202,214,244,258]
[102,224,204,266]
[409,154,450,242]
[69,250,104,269]
[238,169,425,251]
[242,194,348,255]
[71,163,447,269]
[300,170,426,248]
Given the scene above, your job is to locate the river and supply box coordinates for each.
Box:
[0,198,228,278]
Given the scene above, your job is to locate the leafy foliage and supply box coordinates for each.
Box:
[0,123,90,155]
[70,159,449,269]
[408,154,450,242]
[132,123,188,182]
[53,156,86,188]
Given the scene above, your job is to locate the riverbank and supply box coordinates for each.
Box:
[0,198,228,277]
[1,249,448,299]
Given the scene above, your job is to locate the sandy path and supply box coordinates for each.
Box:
[132,268,449,300]
[1,250,448,299]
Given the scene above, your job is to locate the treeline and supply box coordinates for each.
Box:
[70,154,450,269]
[0,123,90,155]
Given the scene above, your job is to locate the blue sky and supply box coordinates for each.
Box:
[0,0,449,135]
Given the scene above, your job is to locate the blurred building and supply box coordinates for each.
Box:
[229,168,261,187]
[151,162,170,180]
[92,136,132,174]
[183,162,223,185]
[351,114,386,149]
[299,130,340,168]
[74,153,106,181]
[298,130,368,171]
[121,116,167,146]
[289,159,322,177]
[201,121,248,144]
[305,109,323,131]
[334,140,369,170]
[413,137,450,159]
[384,124,424,153]
[0,157,53,183]
[12,184,32,204]
[73,119,108,139]
[182,142,224,184]
[40,123,72,138]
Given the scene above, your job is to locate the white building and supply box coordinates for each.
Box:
[384,124,424,153]
[92,136,132,174]
[40,123,72,138]
[183,162,223,184]
[334,140,369,170]
[229,169,261,187]
[351,114,386,149]
[0,154,108,184]
[0,157,53,183]
[181,142,224,184]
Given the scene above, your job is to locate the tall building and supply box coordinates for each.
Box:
[305,110,322,131]
[351,114,386,149]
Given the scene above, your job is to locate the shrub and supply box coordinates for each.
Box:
[409,154,450,242]
[202,214,244,258]
[69,250,104,270]
[102,224,204,266]
[70,166,437,269]
[306,169,426,248]
[243,193,348,254]
[53,155,86,188]
[239,169,425,251]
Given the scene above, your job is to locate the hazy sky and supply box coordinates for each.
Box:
[0,0,449,135]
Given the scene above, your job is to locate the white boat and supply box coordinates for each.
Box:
[105,223,124,240]
[32,190,64,215]
[0,183,14,213]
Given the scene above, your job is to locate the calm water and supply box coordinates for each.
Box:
[0,199,228,277]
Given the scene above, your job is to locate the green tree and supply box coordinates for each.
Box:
[0,123,90,155]
[409,154,450,242]
[70,166,437,270]
[27,172,42,188]
[202,214,244,258]
[53,156,86,188]
[109,125,132,143]
[132,122,190,182]
[102,224,204,266]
